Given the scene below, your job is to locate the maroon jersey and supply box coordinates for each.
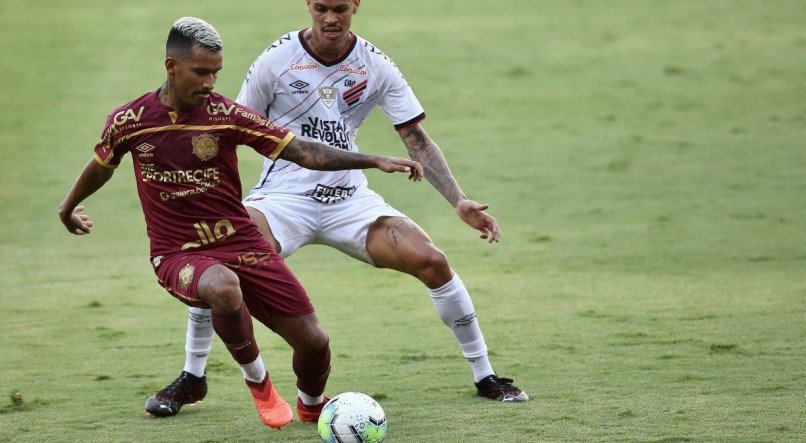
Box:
[93,90,294,258]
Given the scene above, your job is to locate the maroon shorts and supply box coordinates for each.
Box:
[153,245,314,324]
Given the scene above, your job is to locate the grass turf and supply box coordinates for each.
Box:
[0,0,804,441]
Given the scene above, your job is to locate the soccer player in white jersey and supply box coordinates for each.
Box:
[146,0,528,418]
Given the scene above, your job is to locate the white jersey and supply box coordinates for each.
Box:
[236,30,425,204]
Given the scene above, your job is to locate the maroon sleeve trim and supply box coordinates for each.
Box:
[394,113,426,131]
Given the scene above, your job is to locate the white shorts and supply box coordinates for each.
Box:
[242,186,407,264]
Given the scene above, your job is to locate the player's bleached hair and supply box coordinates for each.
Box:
[166,17,222,57]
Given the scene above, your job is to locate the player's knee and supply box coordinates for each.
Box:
[309,326,330,353]
[412,247,451,286]
[208,288,243,313]
[198,267,243,313]
[298,322,330,354]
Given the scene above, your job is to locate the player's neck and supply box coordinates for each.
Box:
[158,82,192,113]
[305,28,353,61]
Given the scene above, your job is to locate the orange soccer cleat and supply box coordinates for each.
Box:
[246,374,293,428]
[297,396,329,423]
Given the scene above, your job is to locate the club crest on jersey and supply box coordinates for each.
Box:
[178,264,195,289]
[191,134,219,161]
[317,87,339,108]
[343,79,368,106]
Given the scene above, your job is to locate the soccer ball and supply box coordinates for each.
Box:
[318,392,387,443]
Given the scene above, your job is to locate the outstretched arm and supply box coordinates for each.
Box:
[278,137,424,180]
[397,123,500,243]
[58,158,114,235]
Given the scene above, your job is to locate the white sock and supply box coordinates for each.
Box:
[468,355,495,383]
[428,273,495,383]
[298,389,325,406]
[183,307,214,378]
[240,355,267,383]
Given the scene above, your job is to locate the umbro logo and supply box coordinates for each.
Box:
[290,80,309,89]
[288,80,310,94]
[135,143,156,157]
[290,80,310,95]
[454,312,477,327]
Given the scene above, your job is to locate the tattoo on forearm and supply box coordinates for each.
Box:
[282,139,371,170]
[386,219,415,249]
[399,126,465,206]
[280,139,307,164]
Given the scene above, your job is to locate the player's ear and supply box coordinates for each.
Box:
[165,57,177,75]
[353,0,360,14]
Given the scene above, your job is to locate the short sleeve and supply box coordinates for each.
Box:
[229,104,294,161]
[236,53,275,116]
[93,112,128,169]
[378,62,425,130]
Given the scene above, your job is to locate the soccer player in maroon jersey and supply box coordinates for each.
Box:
[147,0,526,416]
[57,17,422,428]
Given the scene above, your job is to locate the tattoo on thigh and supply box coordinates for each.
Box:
[386,219,415,249]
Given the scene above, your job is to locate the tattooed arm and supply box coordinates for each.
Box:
[397,123,465,205]
[278,137,423,180]
[398,123,500,242]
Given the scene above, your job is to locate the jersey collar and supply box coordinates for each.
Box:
[298,29,357,67]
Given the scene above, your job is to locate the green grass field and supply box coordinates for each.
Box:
[1,0,804,441]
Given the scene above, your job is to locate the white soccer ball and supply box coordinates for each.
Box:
[318,392,387,443]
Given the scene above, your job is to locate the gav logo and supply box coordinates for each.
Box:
[113,106,145,126]
[290,80,310,95]
[207,101,235,116]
